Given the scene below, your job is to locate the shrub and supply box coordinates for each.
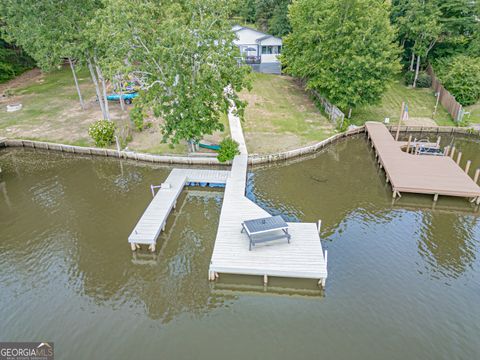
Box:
[404,71,431,88]
[129,105,145,131]
[88,120,116,147]
[217,137,240,162]
[404,71,415,86]
[435,55,480,106]
[415,73,432,88]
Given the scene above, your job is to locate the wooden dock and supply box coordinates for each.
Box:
[128,102,327,286]
[366,122,480,202]
[208,107,328,286]
[128,168,229,251]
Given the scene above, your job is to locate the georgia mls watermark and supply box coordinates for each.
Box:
[0,342,54,360]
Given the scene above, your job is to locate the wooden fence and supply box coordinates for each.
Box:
[426,65,464,123]
[310,89,345,127]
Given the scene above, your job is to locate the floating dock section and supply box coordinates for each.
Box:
[365,121,480,202]
[128,169,229,251]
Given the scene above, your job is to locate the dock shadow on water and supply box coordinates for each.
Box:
[1,137,480,359]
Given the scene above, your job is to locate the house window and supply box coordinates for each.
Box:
[261,46,281,55]
[261,46,270,54]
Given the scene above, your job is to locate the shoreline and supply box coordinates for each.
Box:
[0,125,478,166]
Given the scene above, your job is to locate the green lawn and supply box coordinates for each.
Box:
[351,77,455,126]
[0,67,226,154]
[240,72,334,154]
[465,100,480,124]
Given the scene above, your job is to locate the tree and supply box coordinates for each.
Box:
[392,0,441,87]
[1,0,102,110]
[91,0,251,145]
[282,0,400,115]
[435,55,480,106]
[392,0,477,86]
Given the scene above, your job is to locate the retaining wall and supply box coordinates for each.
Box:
[0,125,477,166]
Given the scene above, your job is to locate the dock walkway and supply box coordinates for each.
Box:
[128,168,229,249]
[208,107,328,284]
[128,102,328,286]
[365,122,480,202]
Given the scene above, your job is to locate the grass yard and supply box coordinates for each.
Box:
[465,100,480,124]
[0,66,228,154]
[240,73,334,154]
[351,77,455,126]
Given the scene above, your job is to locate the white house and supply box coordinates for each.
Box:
[232,25,282,74]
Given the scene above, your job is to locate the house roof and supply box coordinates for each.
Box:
[232,25,282,42]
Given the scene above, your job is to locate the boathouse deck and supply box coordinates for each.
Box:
[365,122,480,200]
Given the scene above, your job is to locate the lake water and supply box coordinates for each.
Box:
[1,134,479,359]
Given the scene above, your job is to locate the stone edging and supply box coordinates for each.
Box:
[0,125,477,166]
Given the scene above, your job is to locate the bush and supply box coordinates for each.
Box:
[404,71,415,86]
[129,105,145,131]
[0,45,35,83]
[88,120,116,147]
[217,137,240,163]
[435,55,480,106]
[415,73,432,88]
[404,71,431,88]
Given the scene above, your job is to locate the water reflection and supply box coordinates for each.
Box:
[249,134,480,280]
[417,212,478,280]
[0,149,234,325]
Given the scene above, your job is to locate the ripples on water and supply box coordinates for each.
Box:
[1,136,480,359]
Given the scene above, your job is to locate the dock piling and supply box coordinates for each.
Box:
[444,146,450,156]
[474,168,480,184]
[406,135,412,154]
[450,146,456,159]
[434,194,439,202]
[465,160,471,175]
[456,152,462,165]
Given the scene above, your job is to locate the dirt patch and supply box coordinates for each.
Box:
[0,69,43,95]
[403,117,437,126]
[245,131,318,155]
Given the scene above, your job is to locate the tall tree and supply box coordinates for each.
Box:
[283,0,400,115]
[91,0,251,145]
[1,0,102,110]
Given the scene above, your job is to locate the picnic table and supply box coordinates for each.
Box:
[241,215,290,250]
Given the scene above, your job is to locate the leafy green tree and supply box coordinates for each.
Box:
[1,0,102,109]
[283,0,400,115]
[91,0,251,145]
[435,55,480,106]
[392,0,477,86]
[392,0,441,87]
[254,0,291,36]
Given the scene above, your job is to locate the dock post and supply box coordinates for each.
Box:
[263,274,268,286]
[317,220,322,234]
[436,136,441,147]
[148,243,156,253]
[444,146,450,156]
[406,135,412,153]
[433,193,439,202]
[456,152,462,165]
[392,190,397,199]
[465,160,471,175]
[450,146,456,159]
[130,243,137,251]
[395,102,405,141]
[474,168,480,183]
